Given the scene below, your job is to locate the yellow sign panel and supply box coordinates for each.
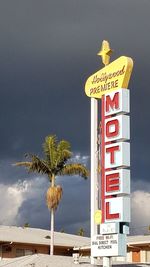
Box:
[94,210,102,224]
[85,56,133,99]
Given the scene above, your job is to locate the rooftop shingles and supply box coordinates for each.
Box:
[0,225,90,247]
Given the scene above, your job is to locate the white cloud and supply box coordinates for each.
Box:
[0,180,28,225]
[0,177,48,226]
[131,190,150,235]
[69,153,89,166]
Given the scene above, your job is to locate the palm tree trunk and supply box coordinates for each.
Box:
[50,174,55,256]
[50,207,54,255]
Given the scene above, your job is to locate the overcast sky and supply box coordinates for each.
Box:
[0,0,150,236]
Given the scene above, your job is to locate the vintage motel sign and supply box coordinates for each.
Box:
[84,40,133,260]
[85,54,133,99]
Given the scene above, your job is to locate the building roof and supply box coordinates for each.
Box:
[1,225,150,250]
[127,235,150,246]
[0,254,94,267]
[0,254,149,267]
[0,225,90,247]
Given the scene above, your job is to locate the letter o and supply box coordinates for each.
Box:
[106,119,119,138]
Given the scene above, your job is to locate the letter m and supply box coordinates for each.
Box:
[105,92,119,115]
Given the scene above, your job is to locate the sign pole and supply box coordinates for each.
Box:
[90,97,98,265]
[103,256,112,267]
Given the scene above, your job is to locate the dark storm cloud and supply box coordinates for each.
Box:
[16,177,50,229]
[0,0,150,232]
[0,0,149,159]
[0,159,37,184]
[16,175,90,235]
[56,176,90,233]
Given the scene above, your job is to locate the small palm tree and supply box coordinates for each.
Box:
[23,223,30,228]
[77,227,85,236]
[14,135,89,255]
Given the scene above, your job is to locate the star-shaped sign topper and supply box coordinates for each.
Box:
[97,40,113,66]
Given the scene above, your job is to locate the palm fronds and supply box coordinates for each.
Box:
[14,135,89,181]
[43,135,57,170]
[57,140,72,162]
[43,136,72,175]
[13,162,32,168]
[29,155,52,176]
[14,154,52,177]
[60,163,89,179]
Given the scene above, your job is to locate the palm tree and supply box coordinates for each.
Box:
[23,223,30,228]
[14,135,89,255]
[77,227,85,236]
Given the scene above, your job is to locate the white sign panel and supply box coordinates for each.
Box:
[100,222,120,235]
[105,115,130,143]
[105,169,130,196]
[105,142,130,169]
[104,89,130,116]
[105,196,130,223]
[91,234,126,257]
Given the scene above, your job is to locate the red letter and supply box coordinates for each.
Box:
[106,172,120,192]
[106,119,119,138]
[106,145,119,164]
[106,92,119,113]
[106,201,119,220]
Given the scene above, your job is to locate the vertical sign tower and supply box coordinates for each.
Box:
[84,40,133,265]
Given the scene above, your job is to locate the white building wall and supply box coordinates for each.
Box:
[127,251,132,262]
[140,250,146,263]
[112,256,126,262]
[146,250,150,263]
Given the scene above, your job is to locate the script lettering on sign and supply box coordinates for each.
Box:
[85,56,133,98]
